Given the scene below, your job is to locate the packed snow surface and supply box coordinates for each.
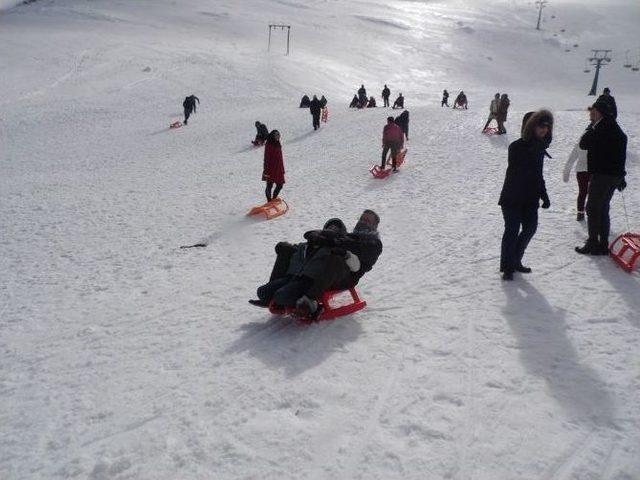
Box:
[1,0,639,479]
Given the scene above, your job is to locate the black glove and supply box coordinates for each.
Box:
[618,179,627,192]
[541,193,551,209]
[275,241,294,255]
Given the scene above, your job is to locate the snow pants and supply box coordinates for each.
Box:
[586,174,622,246]
[500,204,538,273]
[576,171,591,213]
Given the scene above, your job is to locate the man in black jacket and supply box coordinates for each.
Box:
[498,110,553,280]
[357,85,367,108]
[309,95,322,130]
[183,95,200,125]
[271,210,383,320]
[575,100,627,255]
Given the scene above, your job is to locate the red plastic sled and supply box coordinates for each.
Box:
[321,107,329,123]
[170,121,182,129]
[247,198,289,220]
[370,148,407,178]
[483,127,499,135]
[269,287,367,323]
[609,232,640,272]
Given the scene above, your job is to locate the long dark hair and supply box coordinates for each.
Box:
[266,130,281,147]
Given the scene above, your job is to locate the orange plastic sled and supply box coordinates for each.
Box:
[609,232,640,272]
[247,198,289,220]
[370,148,407,178]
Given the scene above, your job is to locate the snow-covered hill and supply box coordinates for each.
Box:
[1,1,639,479]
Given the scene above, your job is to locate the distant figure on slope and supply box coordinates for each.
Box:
[498,110,553,280]
[496,94,510,134]
[262,130,285,202]
[392,93,404,109]
[309,95,323,130]
[349,95,359,108]
[183,95,200,125]
[253,121,269,146]
[452,91,467,109]
[562,108,591,221]
[367,96,377,108]
[357,84,368,108]
[381,116,404,172]
[441,89,449,107]
[394,110,410,141]
[248,218,348,307]
[483,93,501,131]
[596,87,617,119]
[382,85,391,107]
[299,95,311,108]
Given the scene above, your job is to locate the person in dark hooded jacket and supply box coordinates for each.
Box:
[498,110,553,280]
[596,87,617,120]
[367,96,377,108]
[349,95,359,108]
[394,110,409,141]
[382,85,391,107]
[183,95,200,125]
[319,95,328,108]
[271,210,383,320]
[249,218,348,307]
[309,95,323,130]
[357,85,367,107]
[441,89,450,107]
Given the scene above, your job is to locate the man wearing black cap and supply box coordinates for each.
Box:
[597,87,617,120]
[575,100,627,255]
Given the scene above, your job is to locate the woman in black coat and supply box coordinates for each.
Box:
[498,110,553,280]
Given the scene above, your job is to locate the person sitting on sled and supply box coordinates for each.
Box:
[253,121,269,145]
[249,218,348,307]
[349,95,359,108]
[392,93,404,109]
[453,91,467,109]
[367,96,377,108]
[252,210,383,320]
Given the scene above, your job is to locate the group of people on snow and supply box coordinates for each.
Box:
[349,84,404,109]
[498,87,627,280]
[441,90,468,109]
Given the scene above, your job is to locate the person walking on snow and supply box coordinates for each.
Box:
[309,95,322,130]
[575,100,627,255]
[562,109,591,221]
[483,93,500,131]
[262,130,285,202]
[441,89,450,107]
[382,85,391,107]
[183,95,200,125]
[496,93,510,134]
[394,110,410,141]
[498,110,553,280]
[381,116,404,172]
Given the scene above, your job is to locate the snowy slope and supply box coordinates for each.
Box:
[1,1,639,479]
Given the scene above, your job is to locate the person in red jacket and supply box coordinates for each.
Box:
[262,130,285,201]
[381,116,404,171]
